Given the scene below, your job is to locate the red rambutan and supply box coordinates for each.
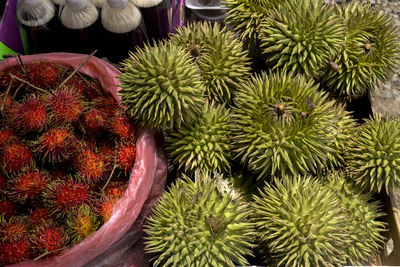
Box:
[62,76,86,96]
[25,61,60,89]
[0,173,6,191]
[104,181,127,199]
[82,108,107,135]
[0,93,16,117]
[0,129,18,147]
[31,222,68,256]
[48,87,85,124]
[74,149,106,183]
[109,112,136,141]
[8,169,49,203]
[29,207,51,226]
[10,95,48,133]
[116,142,136,173]
[0,216,29,241]
[65,204,99,244]
[95,196,117,223]
[1,142,34,173]
[98,144,116,167]
[85,80,103,99]
[44,178,90,214]
[0,236,31,265]
[33,126,78,163]
[95,95,118,117]
[0,199,17,220]
[0,65,25,88]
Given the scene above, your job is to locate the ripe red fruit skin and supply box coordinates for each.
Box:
[0,65,25,88]
[8,169,49,203]
[83,108,107,135]
[104,181,127,199]
[74,149,106,183]
[0,172,6,191]
[0,216,29,241]
[0,129,18,147]
[62,76,86,96]
[98,144,116,167]
[0,236,31,265]
[116,143,136,173]
[96,95,118,117]
[26,61,60,89]
[31,223,68,256]
[34,127,78,163]
[48,87,85,124]
[1,142,34,173]
[0,199,17,219]
[44,178,90,214]
[29,207,51,225]
[11,95,48,133]
[110,112,136,141]
[95,196,117,223]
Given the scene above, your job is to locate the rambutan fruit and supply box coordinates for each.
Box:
[82,108,107,135]
[0,129,18,147]
[95,196,117,223]
[109,111,136,141]
[104,181,127,199]
[85,80,104,99]
[0,65,25,88]
[65,204,99,244]
[25,61,61,89]
[74,148,107,183]
[31,222,68,256]
[0,173,6,191]
[10,94,49,133]
[0,236,31,265]
[33,126,78,163]
[62,76,86,96]
[115,142,136,173]
[0,198,16,219]
[0,216,29,241]
[29,207,51,226]
[48,87,85,125]
[0,93,16,117]
[8,169,49,203]
[98,144,116,167]
[95,95,119,117]
[43,177,90,214]
[1,142,34,173]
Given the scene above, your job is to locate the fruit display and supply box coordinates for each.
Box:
[0,59,136,265]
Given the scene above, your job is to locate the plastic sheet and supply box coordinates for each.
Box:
[0,53,167,267]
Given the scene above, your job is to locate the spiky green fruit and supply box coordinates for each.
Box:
[253,175,349,266]
[119,42,205,129]
[144,172,255,267]
[324,172,386,265]
[166,103,231,174]
[321,1,400,97]
[346,114,400,193]
[170,22,251,104]
[259,0,345,78]
[231,71,343,178]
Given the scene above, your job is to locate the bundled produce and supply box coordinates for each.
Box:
[144,172,255,267]
[0,59,136,265]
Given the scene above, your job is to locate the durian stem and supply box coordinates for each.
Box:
[102,164,117,192]
[0,77,13,112]
[8,73,50,95]
[33,247,68,261]
[58,50,97,90]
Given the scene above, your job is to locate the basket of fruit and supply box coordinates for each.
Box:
[0,52,167,266]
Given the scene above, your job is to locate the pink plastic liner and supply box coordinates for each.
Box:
[0,53,167,267]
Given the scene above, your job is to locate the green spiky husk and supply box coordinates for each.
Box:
[253,175,349,266]
[65,204,100,244]
[321,1,400,97]
[119,42,205,129]
[170,22,251,104]
[346,114,400,193]
[231,71,343,178]
[144,172,255,267]
[324,172,386,265]
[166,103,231,174]
[259,0,344,78]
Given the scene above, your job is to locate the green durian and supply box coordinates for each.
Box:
[324,172,386,265]
[259,0,345,78]
[170,21,251,104]
[346,114,400,193]
[166,102,231,174]
[144,172,255,267]
[119,41,205,129]
[253,175,349,266]
[231,70,345,179]
[321,1,400,97]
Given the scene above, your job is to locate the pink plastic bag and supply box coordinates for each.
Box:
[0,53,168,267]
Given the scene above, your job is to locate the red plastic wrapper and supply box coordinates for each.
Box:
[0,53,168,267]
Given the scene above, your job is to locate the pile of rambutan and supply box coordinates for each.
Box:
[0,60,135,265]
